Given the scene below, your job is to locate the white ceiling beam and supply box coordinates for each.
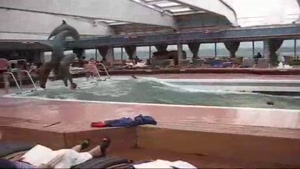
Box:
[170,0,238,26]
[0,33,48,40]
[0,0,176,28]
[0,9,113,40]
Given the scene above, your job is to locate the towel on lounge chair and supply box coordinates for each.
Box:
[91,115,157,128]
[133,159,197,169]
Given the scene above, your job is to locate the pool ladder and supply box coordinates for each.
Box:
[90,63,111,81]
[3,59,37,94]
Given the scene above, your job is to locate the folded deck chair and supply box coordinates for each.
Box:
[159,59,174,69]
[149,59,172,69]
[241,58,255,68]
[190,59,205,68]
[256,58,270,68]
[179,60,190,69]
[0,142,132,169]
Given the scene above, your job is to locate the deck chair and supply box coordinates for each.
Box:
[190,59,205,68]
[159,59,174,69]
[0,142,132,169]
[241,58,255,68]
[178,60,191,69]
[148,59,160,69]
[283,56,294,65]
[256,58,270,68]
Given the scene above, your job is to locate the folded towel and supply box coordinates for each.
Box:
[134,114,157,125]
[91,115,157,128]
[104,117,138,127]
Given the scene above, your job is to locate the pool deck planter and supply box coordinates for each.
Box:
[0,97,300,167]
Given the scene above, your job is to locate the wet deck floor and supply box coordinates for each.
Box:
[1,73,300,134]
[0,96,299,137]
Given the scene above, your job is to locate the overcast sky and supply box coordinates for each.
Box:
[225,0,300,26]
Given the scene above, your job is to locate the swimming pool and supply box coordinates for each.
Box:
[5,77,300,110]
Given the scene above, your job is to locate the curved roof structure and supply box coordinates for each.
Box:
[0,0,299,40]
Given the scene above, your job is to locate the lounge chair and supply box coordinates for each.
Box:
[0,142,132,169]
[189,59,205,68]
[149,59,174,69]
[256,58,270,68]
[159,59,174,69]
[283,55,294,65]
[178,60,191,69]
[241,58,255,68]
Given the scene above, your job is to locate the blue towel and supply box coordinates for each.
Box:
[104,115,157,128]
[104,117,138,127]
[222,62,233,68]
[134,114,157,125]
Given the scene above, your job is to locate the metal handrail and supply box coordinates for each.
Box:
[3,72,22,94]
[98,63,111,80]
[4,59,38,94]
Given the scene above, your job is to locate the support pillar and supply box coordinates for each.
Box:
[155,45,168,52]
[97,46,114,62]
[252,41,255,57]
[263,39,284,66]
[294,39,297,57]
[224,41,240,58]
[177,43,183,60]
[121,47,124,60]
[124,46,136,60]
[95,49,98,61]
[187,42,200,59]
[149,46,152,59]
[73,48,84,60]
[263,40,270,59]
[107,47,114,62]
[214,43,217,58]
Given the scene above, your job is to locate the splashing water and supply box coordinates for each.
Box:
[6,77,300,110]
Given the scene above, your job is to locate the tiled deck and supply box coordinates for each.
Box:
[1,73,300,167]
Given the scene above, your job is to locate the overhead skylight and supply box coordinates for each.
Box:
[133,0,207,16]
[155,2,180,7]
[169,7,192,13]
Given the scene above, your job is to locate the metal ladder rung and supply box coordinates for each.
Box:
[89,63,110,81]
[98,63,111,80]
[20,70,38,91]
[4,70,37,94]
[4,72,22,94]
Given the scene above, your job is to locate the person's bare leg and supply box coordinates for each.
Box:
[88,138,111,157]
[71,144,82,152]
[71,139,90,152]
[87,145,101,157]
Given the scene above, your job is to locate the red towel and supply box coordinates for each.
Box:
[91,122,107,128]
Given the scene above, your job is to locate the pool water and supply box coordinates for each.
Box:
[9,77,300,110]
